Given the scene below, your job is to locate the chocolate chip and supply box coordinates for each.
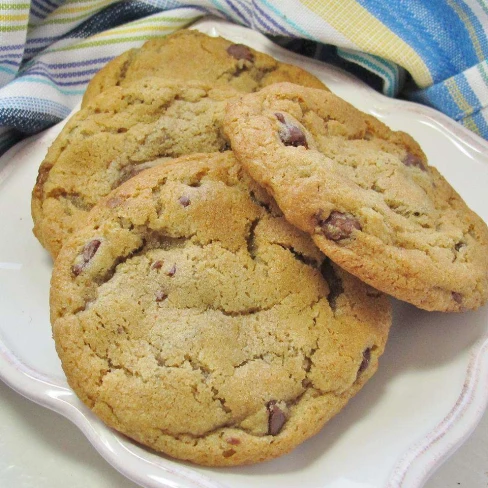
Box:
[222,449,236,458]
[357,348,371,376]
[155,290,167,302]
[72,263,85,277]
[320,259,344,310]
[227,44,254,62]
[283,125,308,147]
[275,112,286,124]
[226,437,241,445]
[83,239,100,261]
[318,211,361,241]
[403,152,426,171]
[179,196,190,207]
[72,239,101,276]
[151,260,163,270]
[167,264,177,277]
[452,292,463,304]
[275,113,308,148]
[267,401,286,436]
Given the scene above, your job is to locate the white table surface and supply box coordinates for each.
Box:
[0,379,486,488]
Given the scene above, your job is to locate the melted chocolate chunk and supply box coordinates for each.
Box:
[167,264,177,277]
[318,211,361,241]
[275,113,308,148]
[403,152,426,171]
[226,437,241,445]
[72,239,101,276]
[357,348,371,376]
[155,290,167,302]
[71,264,85,277]
[267,401,286,436]
[452,292,463,304]
[179,195,191,207]
[275,112,286,123]
[285,126,308,147]
[151,260,163,270]
[83,240,100,261]
[227,44,254,62]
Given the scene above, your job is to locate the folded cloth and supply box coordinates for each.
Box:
[1,0,487,156]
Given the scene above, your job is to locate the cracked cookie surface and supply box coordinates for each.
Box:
[50,152,391,466]
[81,29,328,107]
[32,78,240,258]
[223,82,488,312]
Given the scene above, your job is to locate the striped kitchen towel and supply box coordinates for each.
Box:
[1,0,487,156]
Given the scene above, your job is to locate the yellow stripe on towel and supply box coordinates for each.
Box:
[302,0,433,88]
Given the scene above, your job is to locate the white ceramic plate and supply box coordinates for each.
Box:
[0,18,487,488]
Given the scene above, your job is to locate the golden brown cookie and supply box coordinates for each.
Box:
[50,152,391,466]
[82,29,328,107]
[223,82,488,312]
[32,78,240,258]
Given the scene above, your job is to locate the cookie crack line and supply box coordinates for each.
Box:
[246,218,260,258]
[39,86,215,206]
[276,243,319,267]
[85,333,328,442]
[215,65,247,84]
[73,221,337,313]
[211,302,278,317]
[233,350,298,370]
[158,388,322,442]
[79,294,332,436]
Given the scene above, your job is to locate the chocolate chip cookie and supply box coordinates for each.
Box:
[32,78,240,258]
[50,152,391,466]
[223,82,488,312]
[81,29,328,107]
